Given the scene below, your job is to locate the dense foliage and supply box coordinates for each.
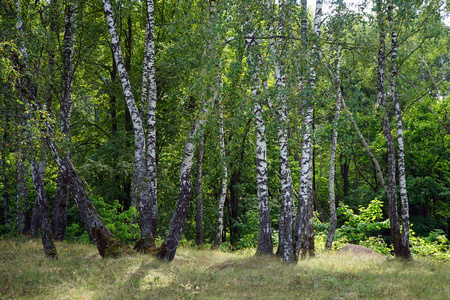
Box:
[0,0,449,260]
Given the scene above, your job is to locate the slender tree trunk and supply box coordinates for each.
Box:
[29,155,58,259]
[52,0,77,241]
[16,149,28,234]
[389,7,411,259]
[212,91,228,249]
[294,0,323,260]
[341,97,388,194]
[376,1,402,257]
[245,32,273,255]
[325,47,342,250]
[144,0,158,244]
[1,127,8,225]
[157,102,210,261]
[265,0,294,262]
[195,135,204,247]
[102,0,155,252]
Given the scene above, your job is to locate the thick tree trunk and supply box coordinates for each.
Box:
[389,10,411,259]
[246,32,273,255]
[195,135,204,247]
[52,0,77,241]
[326,48,342,250]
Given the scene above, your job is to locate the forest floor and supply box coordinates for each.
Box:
[1,237,449,299]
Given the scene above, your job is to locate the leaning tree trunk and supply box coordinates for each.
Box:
[325,47,342,251]
[157,102,210,261]
[389,9,411,259]
[195,134,205,247]
[376,1,402,258]
[52,0,78,241]
[47,140,122,257]
[102,0,155,252]
[246,32,273,255]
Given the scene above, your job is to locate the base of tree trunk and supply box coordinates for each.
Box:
[92,227,126,257]
[133,237,156,253]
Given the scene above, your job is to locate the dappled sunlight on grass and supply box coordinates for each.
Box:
[1,237,449,299]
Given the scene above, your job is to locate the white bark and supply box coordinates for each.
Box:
[246,32,273,255]
[102,0,156,250]
[265,0,294,262]
[325,47,342,250]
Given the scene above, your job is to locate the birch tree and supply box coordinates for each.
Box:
[294,0,323,260]
[52,0,77,241]
[246,29,273,255]
[102,0,157,252]
[264,0,294,262]
[376,0,402,258]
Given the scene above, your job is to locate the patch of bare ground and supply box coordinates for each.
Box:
[337,244,384,258]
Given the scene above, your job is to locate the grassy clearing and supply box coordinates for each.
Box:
[1,237,449,299]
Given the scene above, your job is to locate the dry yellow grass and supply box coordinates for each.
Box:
[1,237,449,299]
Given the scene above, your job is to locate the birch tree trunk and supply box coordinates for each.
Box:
[376,0,402,257]
[246,32,273,255]
[102,0,155,252]
[52,0,77,241]
[157,103,210,261]
[264,0,294,262]
[29,155,58,259]
[195,135,205,247]
[325,47,342,251]
[144,0,158,246]
[294,0,322,260]
[389,7,411,259]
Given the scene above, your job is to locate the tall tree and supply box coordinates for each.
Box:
[245,29,273,255]
[102,0,157,252]
[52,0,78,241]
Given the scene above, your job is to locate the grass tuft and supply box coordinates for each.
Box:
[1,237,449,299]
